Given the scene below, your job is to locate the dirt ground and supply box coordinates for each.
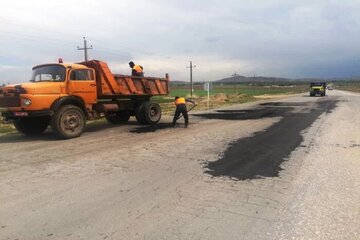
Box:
[0,90,359,239]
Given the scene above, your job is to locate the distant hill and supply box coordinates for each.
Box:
[215,75,360,83]
[215,75,292,83]
[170,76,293,86]
[170,76,360,86]
[170,80,187,86]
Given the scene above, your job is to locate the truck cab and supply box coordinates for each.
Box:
[1,63,96,112]
[310,82,326,97]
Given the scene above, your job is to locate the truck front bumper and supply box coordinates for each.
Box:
[1,110,54,119]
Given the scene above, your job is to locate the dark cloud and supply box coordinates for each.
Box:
[1,0,360,83]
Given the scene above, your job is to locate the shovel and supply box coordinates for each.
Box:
[175,104,197,121]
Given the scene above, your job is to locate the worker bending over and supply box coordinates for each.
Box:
[172,96,195,128]
[129,61,144,76]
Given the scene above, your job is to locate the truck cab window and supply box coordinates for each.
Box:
[70,69,94,81]
[31,65,66,82]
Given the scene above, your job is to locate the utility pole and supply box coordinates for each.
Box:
[77,37,93,61]
[232,71,239,94]
[187,61,196,96]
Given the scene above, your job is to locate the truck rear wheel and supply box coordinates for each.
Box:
[135,102,148,124]
[14,117,50,136]
[144,102,161,125]
[135,101,161,125]
[51,105,85,139]
[105,110,130,124]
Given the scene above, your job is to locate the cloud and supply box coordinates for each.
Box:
[1,0,360,83]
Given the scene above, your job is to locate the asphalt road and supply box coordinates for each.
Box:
[0,90,359,240]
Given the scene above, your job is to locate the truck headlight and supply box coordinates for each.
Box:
[22,98,32,106]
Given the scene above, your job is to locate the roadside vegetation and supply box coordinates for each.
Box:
[334,81,360,93]
[0,115,15,134]
[0,83,308,134]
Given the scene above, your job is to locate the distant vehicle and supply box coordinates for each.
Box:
[327,85,333,90]
[0,60,169,139]
[310,82,326,97]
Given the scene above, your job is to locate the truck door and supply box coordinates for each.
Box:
[68,69,97,104]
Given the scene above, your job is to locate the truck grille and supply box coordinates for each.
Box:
[0,96,21,107]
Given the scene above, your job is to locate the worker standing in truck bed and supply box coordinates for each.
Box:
[129,61,144,76]
[172,96,195,128]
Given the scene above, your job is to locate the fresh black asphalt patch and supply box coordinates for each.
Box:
[195,100,338,180]
[130,122,174,133]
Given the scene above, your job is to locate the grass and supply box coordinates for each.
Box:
[168,83,308,97]
[0,115,15,134]
[0,126,15,134]
[155,93,257,115]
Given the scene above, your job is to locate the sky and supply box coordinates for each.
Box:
[1,0,360,84]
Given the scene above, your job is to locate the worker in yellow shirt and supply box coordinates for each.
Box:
[129,61,144,76]
[172,96,195,128]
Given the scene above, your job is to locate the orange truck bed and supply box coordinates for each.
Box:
[81,60,169,98]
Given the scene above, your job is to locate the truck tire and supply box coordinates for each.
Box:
[14,117,50,136]
[144,102,161,125]
[105,110,130,124]
[135,102,148,124]
[51,105,85,139]
[135,102,161,125]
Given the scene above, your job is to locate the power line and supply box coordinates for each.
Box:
[0,32,128,60]
[0,19,193,72]
[0,19,190,62]
[0,30,75,47]
[0,29,188,64]
[0,17,84,40]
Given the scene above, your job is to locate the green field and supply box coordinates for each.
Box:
[151,83,308,103]
[151,83,309,114]
[168,83,308,97]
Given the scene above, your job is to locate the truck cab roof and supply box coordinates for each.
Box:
[32,63,88,70]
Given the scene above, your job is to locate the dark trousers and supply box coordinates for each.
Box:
[173,104,188,126]
[132,70,144,77]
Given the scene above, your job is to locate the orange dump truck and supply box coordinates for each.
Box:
[0,60,169,139]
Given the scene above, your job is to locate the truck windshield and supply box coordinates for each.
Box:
[30,65,66,82]
[311,82,325,87]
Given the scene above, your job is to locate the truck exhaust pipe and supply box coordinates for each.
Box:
[96,103,119,112]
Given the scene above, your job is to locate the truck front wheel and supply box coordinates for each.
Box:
[14,116,50,136]
[51,105,86,139]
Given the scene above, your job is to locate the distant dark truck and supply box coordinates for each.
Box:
[310,82,326,97]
